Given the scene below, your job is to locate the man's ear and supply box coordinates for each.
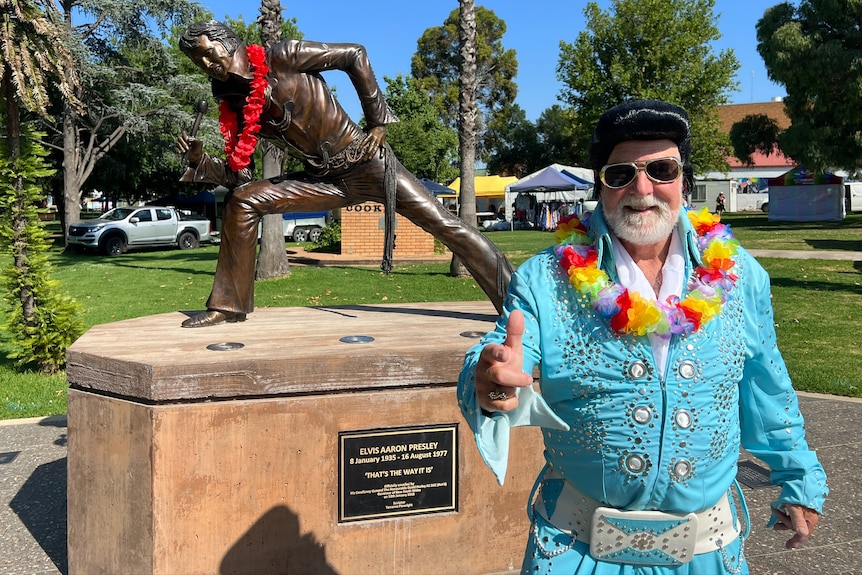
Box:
[593,169,602,202]
[682,163,693,195]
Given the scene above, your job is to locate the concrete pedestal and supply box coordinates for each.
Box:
[66,302,545,575]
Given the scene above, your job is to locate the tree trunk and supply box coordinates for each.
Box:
[256,143,292,279]
[255,0,291,280]
[62,106,81,242]
[451,0,478,278]
[4,68,36,323]
[61,2,82,243]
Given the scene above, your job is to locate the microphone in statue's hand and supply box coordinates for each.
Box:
[181,100,209,166]
[189,100,209,138]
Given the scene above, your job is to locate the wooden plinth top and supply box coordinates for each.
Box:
[66,302,499,402]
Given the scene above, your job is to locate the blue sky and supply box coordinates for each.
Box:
[200,0,785,122]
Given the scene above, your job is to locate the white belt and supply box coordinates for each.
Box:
[532,470,740,565]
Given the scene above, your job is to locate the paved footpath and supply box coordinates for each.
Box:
[0,416,67,575]
[748,249,862,261]
[1,393,860,575]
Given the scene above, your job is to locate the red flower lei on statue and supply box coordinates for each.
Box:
[218,44,269,172]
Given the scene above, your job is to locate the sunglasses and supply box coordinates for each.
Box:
[599,157,682,189]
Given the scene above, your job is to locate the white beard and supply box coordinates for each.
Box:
[603,195,679,245]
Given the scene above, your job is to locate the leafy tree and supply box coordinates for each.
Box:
[487,104,583,176]
[0,0,83,372]
[46,0,200,238]
[535,105,579,166]
[729,113,782,166]
[86,125,186,204]
[757,1,862,171]
[383,74,458,183]
[557,0,738,173]
[484,103,541,177]
[412,5,518,162]
[0,131,83,373]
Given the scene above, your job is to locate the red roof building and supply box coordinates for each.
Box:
[705,101,796,187]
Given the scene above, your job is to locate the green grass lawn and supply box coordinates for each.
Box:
[1,213,860,419]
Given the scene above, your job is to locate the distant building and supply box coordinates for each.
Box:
[704,100,796,191]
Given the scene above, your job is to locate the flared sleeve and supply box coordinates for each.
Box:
[458,257,569,485]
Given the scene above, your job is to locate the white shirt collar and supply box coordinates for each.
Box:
[610,227,686,378]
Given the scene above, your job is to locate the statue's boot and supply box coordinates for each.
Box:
[182,310,247,328]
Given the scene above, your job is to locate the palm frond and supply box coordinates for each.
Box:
[0,0,82,117]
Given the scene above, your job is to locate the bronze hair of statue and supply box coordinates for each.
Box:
[176,20,512,328]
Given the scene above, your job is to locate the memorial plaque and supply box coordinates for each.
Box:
[0,451,20,465]
[736,460,773,489]
[339,424,458,522]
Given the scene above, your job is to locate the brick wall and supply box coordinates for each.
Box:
[341,202,436,256]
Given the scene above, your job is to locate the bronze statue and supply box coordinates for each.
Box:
[176,20,512,327]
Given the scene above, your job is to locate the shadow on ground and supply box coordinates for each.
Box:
[9,457,68,575]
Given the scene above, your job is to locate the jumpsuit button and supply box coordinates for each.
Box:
[678,360,696,379]
[628,360,647,379]
[674,459,692,478]
[675,409,693,429]
[633,406,652,424]
[625,454,646,473]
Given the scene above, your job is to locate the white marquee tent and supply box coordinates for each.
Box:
[504,164,595,224]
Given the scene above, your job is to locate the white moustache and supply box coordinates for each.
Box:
[619,196,665,210]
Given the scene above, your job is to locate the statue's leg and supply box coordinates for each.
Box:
[183,176,348,328]
[333,159,512,313]
[392,171,513,314]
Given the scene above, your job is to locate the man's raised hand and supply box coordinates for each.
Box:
[475,310,534,412]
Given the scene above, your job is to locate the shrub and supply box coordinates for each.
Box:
[313,221,341,252]
[0,130,83,373]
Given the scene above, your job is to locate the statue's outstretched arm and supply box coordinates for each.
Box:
[273,40,398,129]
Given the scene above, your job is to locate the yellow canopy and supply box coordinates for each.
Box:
[439,175,518,199]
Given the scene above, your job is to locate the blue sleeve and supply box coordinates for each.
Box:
[736,253,828,520]
[457,256,569,485]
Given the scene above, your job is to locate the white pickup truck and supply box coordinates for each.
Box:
[67,206,213,256]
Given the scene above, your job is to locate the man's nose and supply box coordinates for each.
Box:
[631,170,654,195]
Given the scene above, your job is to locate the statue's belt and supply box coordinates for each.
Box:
[304,138,365,177]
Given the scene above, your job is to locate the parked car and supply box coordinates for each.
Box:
[255,211,329,242]
[281,211,328,242]
[67,206,213,256]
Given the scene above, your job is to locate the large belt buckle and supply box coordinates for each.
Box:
[589,507,698,566]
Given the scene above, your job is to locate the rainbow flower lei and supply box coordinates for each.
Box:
[218,44,269,172]
[555,207,739,337]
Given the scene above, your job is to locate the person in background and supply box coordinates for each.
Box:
[458,100,827,574]
[716,191,726,215]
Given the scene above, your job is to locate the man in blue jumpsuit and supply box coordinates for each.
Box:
[458,100,827,574]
